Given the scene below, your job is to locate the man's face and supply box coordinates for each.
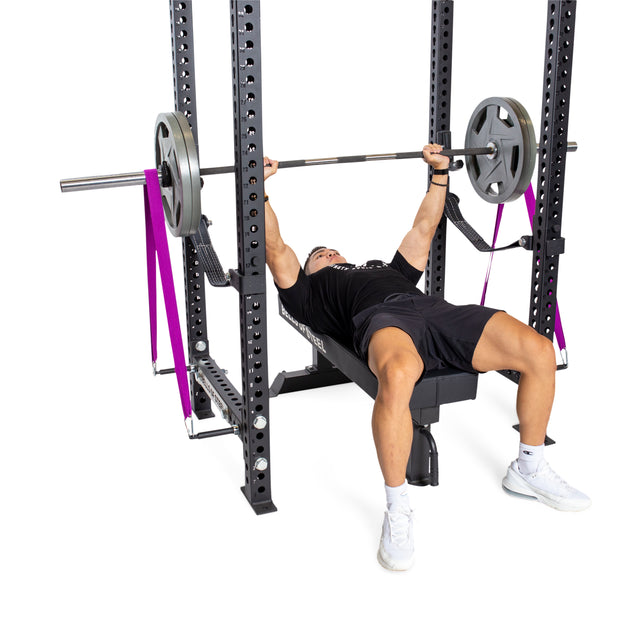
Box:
[306,248,347,274]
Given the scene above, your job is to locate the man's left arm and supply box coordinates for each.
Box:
[397,144,450,271]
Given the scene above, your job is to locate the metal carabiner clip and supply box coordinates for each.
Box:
[560,348,568,368]
[184,415,195,438]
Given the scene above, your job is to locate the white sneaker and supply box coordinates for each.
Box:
[502,459,591,511]
[377,507,414,571]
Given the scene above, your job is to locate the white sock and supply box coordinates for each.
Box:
[518,442,545,475]
[385,481,410,512]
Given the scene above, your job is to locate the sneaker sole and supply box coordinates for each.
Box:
[377,549,414,572]
[502,469,591,512]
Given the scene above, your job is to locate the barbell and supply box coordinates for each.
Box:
[60,96,577,237]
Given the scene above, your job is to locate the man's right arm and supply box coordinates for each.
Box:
[264,158,301,289]
[396,144,449,272]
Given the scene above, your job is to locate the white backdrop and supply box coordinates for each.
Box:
[2,1,639,638]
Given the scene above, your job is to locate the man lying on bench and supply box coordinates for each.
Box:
[263,144,590,572]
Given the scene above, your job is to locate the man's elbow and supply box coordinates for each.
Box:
[266,238,287,263]
[414,220,439,244]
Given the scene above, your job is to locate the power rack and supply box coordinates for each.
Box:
[64,0,578,514]
[173,0,576,513]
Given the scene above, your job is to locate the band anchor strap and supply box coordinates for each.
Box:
[444,192,524,253]
[191,215,229,287]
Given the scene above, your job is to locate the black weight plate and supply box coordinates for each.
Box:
[154,112,201,237]
[464,97,536,203]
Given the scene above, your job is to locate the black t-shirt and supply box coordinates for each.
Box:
[276,250,423,345]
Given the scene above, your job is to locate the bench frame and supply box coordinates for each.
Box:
[270,300,479,486]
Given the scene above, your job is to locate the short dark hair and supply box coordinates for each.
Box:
[303,246,327,274]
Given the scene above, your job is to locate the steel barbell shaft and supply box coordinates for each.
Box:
[60,142,577,192]
[199,148,497,175]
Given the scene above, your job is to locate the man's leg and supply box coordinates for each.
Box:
[472,311,590,511]
[471,311,556,446]
[367,327,424,571]
[367,327,424,486]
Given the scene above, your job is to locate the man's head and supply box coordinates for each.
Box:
[304,246,347,275]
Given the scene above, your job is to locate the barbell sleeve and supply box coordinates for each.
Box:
[60,171,152,192]
[60,142,577,193]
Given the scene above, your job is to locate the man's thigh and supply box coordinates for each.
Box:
[471,311,547,373]
[367,327,424,385]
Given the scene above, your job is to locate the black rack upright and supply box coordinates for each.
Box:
[530,1,575,340]
[426,0,454,298]
[169,0,276,514]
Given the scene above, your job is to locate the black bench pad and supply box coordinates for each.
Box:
[273,299,478,424]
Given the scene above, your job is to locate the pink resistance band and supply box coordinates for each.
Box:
[524,184,567,360]
[481,184,567,364]
[143,169,192,422]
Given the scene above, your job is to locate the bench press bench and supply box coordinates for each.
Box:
[270,299,479,486]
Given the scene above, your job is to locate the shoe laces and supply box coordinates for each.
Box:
[530,460,570,490]
[387,509,412,548]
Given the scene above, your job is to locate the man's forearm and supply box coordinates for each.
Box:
[412,173,448,234]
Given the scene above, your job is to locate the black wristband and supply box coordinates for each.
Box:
[430,181,447,187]
[433,168,449,175]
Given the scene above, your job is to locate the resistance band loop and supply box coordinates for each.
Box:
[480,184,567,362]
[524,184,566,358]
[144,169,192,420]
[145,191,158,365]
[480,202,505,305]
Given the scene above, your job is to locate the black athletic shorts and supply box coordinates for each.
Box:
[352,293,501,375]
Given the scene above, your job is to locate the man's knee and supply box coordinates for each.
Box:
[376,356,421,390]
[371,355,423,414]
[368,327,424,388]
[521,329,556,376]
